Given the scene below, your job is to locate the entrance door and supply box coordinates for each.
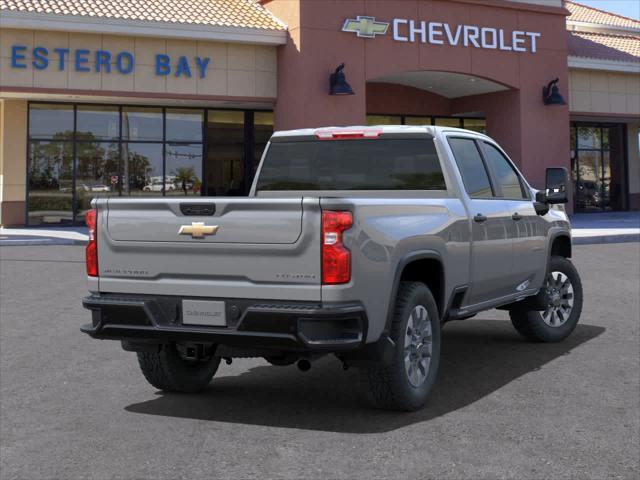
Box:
[572,124,627,212]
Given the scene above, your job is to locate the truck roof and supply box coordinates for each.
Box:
[271,125,491,140]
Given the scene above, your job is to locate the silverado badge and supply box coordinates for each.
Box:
[178,222,219,238]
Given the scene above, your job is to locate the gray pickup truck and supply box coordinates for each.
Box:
[82,125,582,411]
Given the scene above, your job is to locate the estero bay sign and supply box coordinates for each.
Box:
[343,15,542,53]
[9,45,211,78]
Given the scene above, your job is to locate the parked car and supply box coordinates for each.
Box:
[81,126,582,411]
[79,184,111,193]
[143,179,175,192]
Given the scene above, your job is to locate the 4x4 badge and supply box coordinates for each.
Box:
[342,16,389,38]
[178,222,219,238]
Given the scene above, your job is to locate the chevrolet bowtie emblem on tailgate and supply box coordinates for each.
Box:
[342,16,389,38]
[178,222,219,238]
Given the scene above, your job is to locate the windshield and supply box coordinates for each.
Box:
[256,138,446,191]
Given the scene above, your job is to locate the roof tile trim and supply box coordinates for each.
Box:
[0,0,287,31]
[566,1,640,30]
[568,31,640,63]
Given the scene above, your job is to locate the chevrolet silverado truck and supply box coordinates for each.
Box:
[81,126,583,411]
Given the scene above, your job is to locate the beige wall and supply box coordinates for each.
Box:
[569,69,640,116]
[0,99,27,226]
[0,29,277,99]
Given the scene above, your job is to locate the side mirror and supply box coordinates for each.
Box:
[543,167,569,204]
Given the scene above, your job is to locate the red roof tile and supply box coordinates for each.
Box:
[568,30,640,62]
[0,0,286,30]
[566,1,640,30]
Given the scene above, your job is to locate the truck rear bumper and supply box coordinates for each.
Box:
[81,294,367,352]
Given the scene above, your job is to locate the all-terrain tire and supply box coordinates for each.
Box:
[365,281,441,411]
[510,255,583,343]
[137,344,221,393]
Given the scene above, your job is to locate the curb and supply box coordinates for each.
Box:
[573,234,640,245]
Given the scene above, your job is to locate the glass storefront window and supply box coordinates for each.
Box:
[577,126,601,149]
[166,109,203,142]
[26,103,271,224]
[29,104,74,140]
[434,117,462,128]
[206,110,245,196]
[123,143,164,196]
[573,123,627,212]
[404,117,431,126]
[166,144,203,196]
[27,140,74,225]
[122,107,163,141]
[76,106,120,141]
[254,111,274,172]
[462,118,486,134]
[366,115,402,125]
[76,142,120,220]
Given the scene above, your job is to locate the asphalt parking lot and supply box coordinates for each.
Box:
[1,243,638,480]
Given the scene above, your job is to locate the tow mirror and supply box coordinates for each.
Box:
[543,167,569,205]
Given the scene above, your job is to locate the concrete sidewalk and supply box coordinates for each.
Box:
[571,212,640,244]
[1,212,638,246]
[0,226,88,246]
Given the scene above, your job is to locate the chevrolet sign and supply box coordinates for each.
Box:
[342,16,541,53]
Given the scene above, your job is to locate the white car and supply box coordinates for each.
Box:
[143,180,175,192]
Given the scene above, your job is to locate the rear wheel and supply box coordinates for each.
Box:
[365,281,441,411]
[510,256,583,343]
[137,343,221,393]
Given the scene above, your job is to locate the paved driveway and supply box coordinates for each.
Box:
[1,243,638,479]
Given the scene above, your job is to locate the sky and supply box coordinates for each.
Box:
[576,0,640,20]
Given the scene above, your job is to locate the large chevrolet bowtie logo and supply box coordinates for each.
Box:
[342,16,389,38]
[178,222,219,238]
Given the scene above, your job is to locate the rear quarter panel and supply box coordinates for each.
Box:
[321,197,471,343]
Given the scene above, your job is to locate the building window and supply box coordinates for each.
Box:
[571,122,627,212]
[26,103,272,225]
[366,115,486,134]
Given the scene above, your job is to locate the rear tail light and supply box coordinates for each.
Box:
[322,211,353,285]
[316,128,382,140]
[85,208,98,277]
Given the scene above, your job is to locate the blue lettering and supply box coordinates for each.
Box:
[155,54,171,76]
[95,50,111,73]
[174,56,192,78]
[115,51,134,74]
[11,45,27,69]
[75,49,90,72]
[32,47,49,70]
[195,57,210,79]
[54,48,70,70]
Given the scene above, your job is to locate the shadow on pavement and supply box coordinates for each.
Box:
[125,320,604,433]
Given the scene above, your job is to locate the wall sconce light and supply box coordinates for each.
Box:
[543,78,567,106]
[329,63,354,95]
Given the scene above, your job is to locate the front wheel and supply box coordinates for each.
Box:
[510,256,583,343]
[365,281,441,411]
[137,343,221,393]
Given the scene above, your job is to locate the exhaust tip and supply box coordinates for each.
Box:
[297,359,311,372]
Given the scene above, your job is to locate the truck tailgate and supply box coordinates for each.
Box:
[95,197,322,301]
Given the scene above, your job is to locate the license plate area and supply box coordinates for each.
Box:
[182,300,227,327]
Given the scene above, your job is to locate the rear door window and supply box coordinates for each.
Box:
[256,138,446,191]
[448,138,494,198]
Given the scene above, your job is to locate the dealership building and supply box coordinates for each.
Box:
[0,0,638,226]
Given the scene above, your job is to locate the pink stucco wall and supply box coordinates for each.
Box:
[264,0,571,189]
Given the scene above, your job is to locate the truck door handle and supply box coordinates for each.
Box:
[512,212,523,221]
[474,214,488,223]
